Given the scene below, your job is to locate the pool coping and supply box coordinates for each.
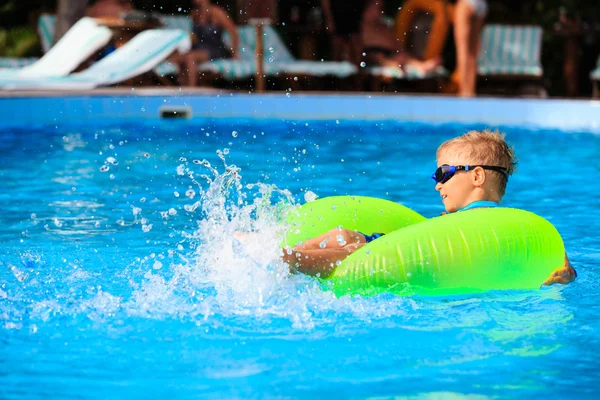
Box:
[1,89,599,131]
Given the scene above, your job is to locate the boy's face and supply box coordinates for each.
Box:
[435,147,482,213]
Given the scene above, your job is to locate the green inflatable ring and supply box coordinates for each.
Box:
[285,196,565,296]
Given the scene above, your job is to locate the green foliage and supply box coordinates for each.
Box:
[0,26,40,57]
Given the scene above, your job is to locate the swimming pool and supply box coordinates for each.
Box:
[1,95,599,398]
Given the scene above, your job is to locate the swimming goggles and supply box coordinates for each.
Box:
[432,165,509,184]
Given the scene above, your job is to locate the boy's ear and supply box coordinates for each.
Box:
[472,166,486,187]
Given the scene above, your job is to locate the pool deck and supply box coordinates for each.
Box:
[1,88,600,131]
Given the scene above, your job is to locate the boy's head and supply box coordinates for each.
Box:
[434,129,517,213]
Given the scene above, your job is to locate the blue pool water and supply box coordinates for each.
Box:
[1,118,599,398]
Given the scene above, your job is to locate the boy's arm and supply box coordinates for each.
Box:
[282,243,364,278]
[542,253,577,286]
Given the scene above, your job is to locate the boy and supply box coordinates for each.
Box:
[283,129,577,286]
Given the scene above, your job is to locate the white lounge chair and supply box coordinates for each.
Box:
[2,29,191,90]
[0,17,112,80]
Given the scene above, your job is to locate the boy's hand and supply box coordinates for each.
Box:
[542,266,577,285]
[542,254,577,286]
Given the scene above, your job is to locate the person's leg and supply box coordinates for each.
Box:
[169,53,187,86]
[454,0,474,96]
[465,15,485,95]
[185,50,210,87]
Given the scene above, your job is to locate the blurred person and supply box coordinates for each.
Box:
[86,0,133,19]
[453,0,488,96]
[321,0,367,66]
[172,0,239,86]
[362,0,440,74]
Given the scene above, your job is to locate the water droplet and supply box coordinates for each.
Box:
[242,47,246,52]
[141,107,145,112]
[286,93,290,98]
[168,208,177,216]
[362,52,366,56]
[179,157,187,162]
[174,191,180,197]
[140,197,146,203]
[268,56,275,63]
[406,272,412,277]
[335,260,342,266]
[293,76,298,81]
[144,153,150,158]
[331,205,337,210]
[184,202,199,212]
[223,148,230,155]
[185,189,195,199]
[360,62,366,68]
[336,235,346,246]
[319,238,330,248]
[131,88,135,92]
[232,131,238,137]
[99,165,109,172]
[106,156,118,165]
[268,47,274,53]
[153,261,163,269]
[304,191,318,202]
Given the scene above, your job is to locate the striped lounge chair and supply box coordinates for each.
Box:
[154,15,253,82]
[2,29,190,90]
[590,56,600,98]
[0,57,37,70]
[238,24,357,79]
[477,24,545,95]
[198,24,357,82]
[0,17,112,81]
[38,13,56,53]
[32,13,192,84]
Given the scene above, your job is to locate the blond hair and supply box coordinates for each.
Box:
[436,129,517,196]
